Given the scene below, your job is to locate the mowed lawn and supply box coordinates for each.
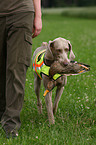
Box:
[0,13,96,145]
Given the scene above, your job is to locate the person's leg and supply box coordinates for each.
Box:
[1,12,34,135]
[0,16,6,121]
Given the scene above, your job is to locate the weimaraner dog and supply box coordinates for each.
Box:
[32,37,75,124]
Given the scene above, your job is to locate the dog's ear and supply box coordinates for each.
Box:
[47,41,54,58]
[67,40,72,51]
[42,42,48,46]
[49,41,54,49]
[49,41,55,55]
[50,42,54,48]
[68,41,75,61]
[68,42,72,52]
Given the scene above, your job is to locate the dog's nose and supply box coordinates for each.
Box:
[63,61,69,66]
[64,62,68,66]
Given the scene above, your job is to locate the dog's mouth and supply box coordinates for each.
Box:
[57,58,70,66]
[60,61,69,66]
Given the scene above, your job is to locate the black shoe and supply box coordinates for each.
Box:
[5,129,18,139]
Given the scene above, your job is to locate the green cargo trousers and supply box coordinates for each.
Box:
[0,12,34,131]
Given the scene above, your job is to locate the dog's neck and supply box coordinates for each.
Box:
[44,46,54,66]
[44,58,54,66]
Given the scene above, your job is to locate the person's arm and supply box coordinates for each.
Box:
[32,0,42,38]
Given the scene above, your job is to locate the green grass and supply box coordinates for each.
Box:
[0,10,96,144]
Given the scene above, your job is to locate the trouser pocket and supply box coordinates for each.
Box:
[18,32,32,67]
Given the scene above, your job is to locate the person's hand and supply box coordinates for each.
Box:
[32,16,42,38]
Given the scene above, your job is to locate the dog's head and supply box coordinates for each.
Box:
[48,37,75,65]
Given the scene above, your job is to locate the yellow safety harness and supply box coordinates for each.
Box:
[32,50,62,80]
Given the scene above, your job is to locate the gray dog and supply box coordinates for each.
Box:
[32,37,75,124]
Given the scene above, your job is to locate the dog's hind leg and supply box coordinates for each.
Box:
[53,86,64,115]
[34,73,42,114]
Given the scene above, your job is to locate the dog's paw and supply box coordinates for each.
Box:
[49,119,55,125]
[37,103,42,114]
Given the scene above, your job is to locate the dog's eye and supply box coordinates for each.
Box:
[65,48,69,52]
[57,49,62,53]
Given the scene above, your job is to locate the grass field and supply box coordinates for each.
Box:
[0,8,96,145]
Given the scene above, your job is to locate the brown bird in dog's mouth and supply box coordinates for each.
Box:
[44,60,90,96]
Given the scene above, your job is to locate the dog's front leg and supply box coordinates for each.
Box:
[53,86,64,115]
[42,75,55,124]
[45,91,55,124]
